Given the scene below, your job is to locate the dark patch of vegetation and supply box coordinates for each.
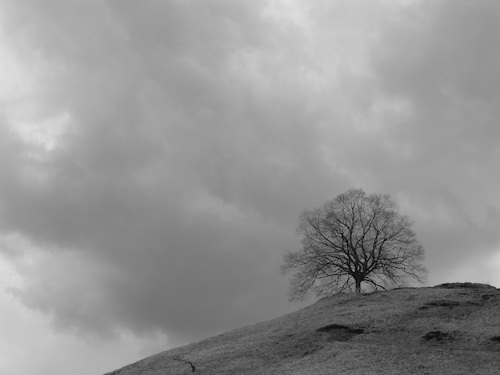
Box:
[482,293,498,301]
[317,324,364,342]
[491,336,500,343]
[422,331,453,342]
[317,324,364,334]
[435,282,496,290]
[419,300,461,310]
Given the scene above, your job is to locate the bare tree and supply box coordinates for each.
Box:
[281,188,427,300]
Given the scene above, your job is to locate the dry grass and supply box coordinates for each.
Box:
[105,283,500,375]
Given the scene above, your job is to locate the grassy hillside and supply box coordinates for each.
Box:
[105,283,500,374]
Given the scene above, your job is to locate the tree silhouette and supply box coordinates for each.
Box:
[281,189,427,300]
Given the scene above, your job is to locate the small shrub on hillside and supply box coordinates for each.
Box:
[419,300,461,310]
[317,324,364,342]
[422,331,453,342]
[482,293,498,301]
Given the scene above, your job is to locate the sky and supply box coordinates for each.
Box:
[0,0,500,374]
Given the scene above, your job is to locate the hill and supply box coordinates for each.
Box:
[105,283,500,374]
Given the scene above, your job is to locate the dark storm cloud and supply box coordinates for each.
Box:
[366,0,500,270]
[1,0,500,351]
[0,0,350,344]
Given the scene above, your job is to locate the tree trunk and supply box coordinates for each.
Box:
[355,279,361,293]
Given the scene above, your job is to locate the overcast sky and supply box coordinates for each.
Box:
[1,1,500,374]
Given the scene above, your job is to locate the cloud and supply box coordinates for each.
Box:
[0,3,499,371]
[0,255,167,375]
[1,0,342,345]
[367,0,500,264]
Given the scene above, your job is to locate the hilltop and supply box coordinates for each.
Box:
[105,283,500,374]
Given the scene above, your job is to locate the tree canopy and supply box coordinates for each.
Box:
[281,189,427,300]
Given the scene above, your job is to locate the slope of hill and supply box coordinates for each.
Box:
[105,283,500,375]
